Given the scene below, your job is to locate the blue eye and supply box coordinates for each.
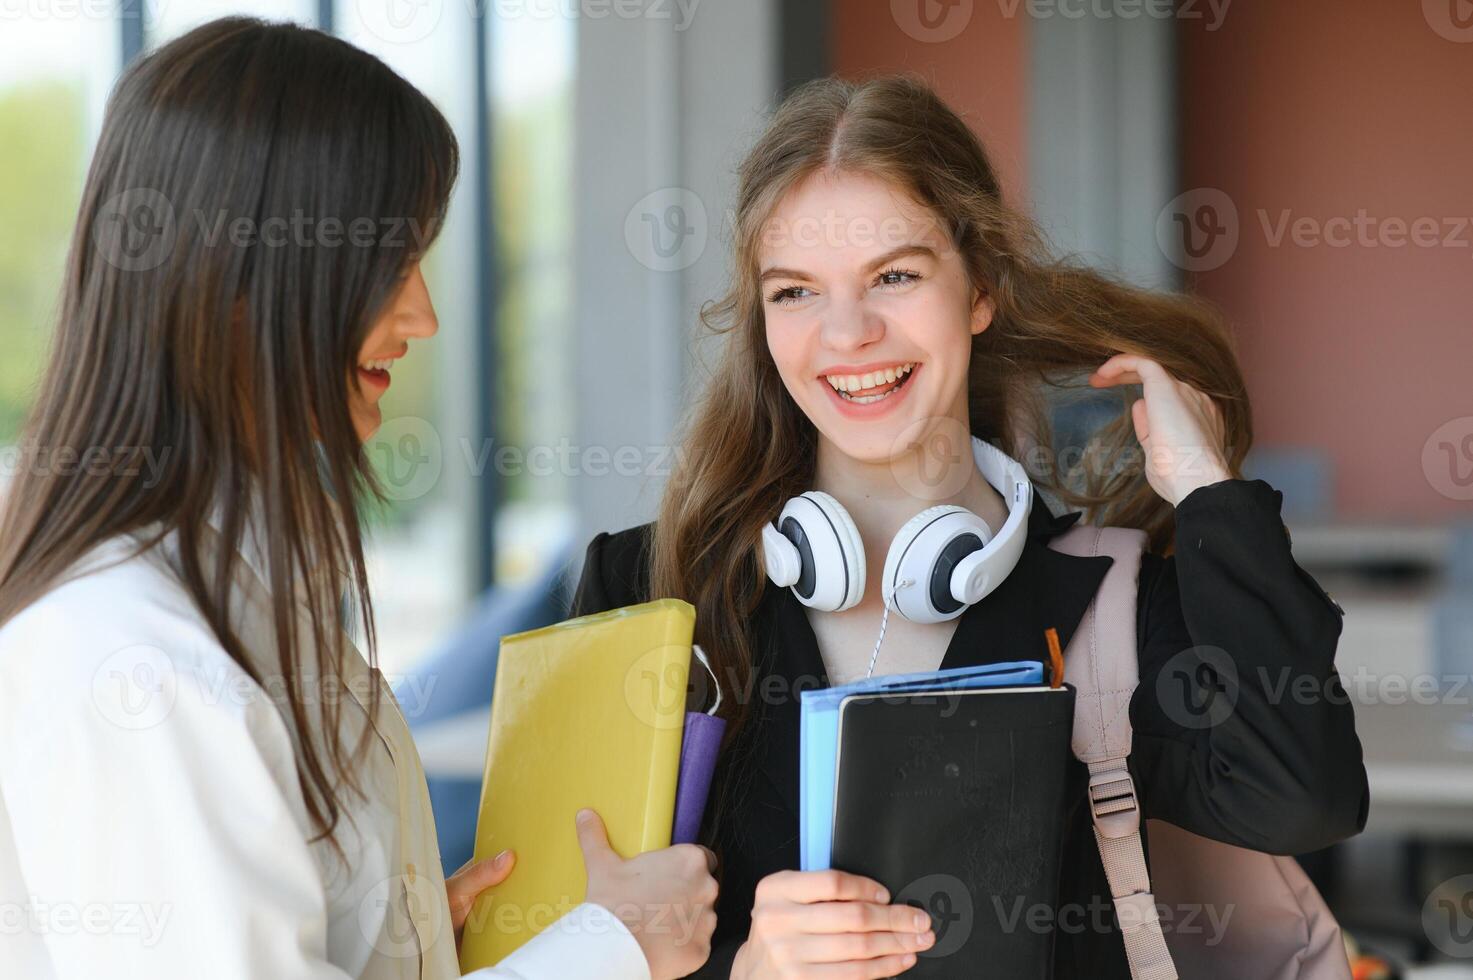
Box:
[767,285,813,305]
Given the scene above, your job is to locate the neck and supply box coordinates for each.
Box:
[812,433,1010,554]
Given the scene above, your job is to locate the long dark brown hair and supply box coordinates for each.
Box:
[653,76,1250,741]
[0,19,459,846]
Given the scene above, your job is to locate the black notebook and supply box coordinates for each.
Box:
[829,684,1076,978]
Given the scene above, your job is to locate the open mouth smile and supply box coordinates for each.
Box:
[357,353,403,392]
[822,362,916,405]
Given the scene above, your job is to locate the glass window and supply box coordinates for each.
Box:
[333,4,584,674]
[0,4,573,678]
[488,9,577,584]
[334,0,483,675]
[0,13,116,447]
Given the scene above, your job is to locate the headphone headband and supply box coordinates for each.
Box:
[965,436,1033,587]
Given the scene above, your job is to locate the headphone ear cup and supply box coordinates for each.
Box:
[882,506,993,624]
[775,491,866,612]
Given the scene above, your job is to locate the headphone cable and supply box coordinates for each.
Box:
[864,578,914,679]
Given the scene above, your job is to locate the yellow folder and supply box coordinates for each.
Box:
[458,598,695,971]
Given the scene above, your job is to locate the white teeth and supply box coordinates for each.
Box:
[361,358,394,372]
[822,363,916,402]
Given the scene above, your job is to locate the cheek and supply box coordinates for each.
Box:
[903,292,974,366]
[359,310,397,358]
[764,316,806,383]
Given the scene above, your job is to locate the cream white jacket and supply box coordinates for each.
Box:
[0,523,650,980]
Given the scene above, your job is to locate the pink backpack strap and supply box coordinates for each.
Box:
[1050,524,1178,980]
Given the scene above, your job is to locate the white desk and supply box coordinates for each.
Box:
[1356,700,1473,839]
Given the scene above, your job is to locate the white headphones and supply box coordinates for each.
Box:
[761,438,1033,625]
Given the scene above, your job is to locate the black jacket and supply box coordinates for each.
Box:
[572,479,1369,978]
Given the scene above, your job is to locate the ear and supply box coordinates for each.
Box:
[970,287,996,337]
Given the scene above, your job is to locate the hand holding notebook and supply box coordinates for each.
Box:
[801,661,1076,978]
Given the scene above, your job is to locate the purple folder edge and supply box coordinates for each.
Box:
[672,711,726,844]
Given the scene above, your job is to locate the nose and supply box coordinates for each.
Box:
[818,295,885,353]
[401,305,439,340]
[398,265,439,340]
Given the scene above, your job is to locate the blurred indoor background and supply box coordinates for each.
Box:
[1,1,1469,975]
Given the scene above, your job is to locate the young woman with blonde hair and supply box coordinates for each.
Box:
[574,76,1367,978]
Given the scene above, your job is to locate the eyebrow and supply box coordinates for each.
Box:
[758,244,939,283]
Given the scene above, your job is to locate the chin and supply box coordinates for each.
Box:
[352,405,383,442]
[815,400,952,462]
[813,416,916,465]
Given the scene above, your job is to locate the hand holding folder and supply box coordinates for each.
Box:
[459,599,724,972]
[801,661,1076,978]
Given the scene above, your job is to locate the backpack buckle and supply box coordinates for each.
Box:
[1110,890,1163,935]
[1087,767,1140,839]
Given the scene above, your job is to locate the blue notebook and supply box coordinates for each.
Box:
[798,660,1046,870]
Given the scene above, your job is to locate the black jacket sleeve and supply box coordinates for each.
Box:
[570,527,652,617]
[570,532,615,616]
[1128,479,1370,855]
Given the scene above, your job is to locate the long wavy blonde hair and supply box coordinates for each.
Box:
[652,75,1249,740]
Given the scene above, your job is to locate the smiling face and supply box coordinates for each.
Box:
[349,261,439,440]
[759,171,993,466]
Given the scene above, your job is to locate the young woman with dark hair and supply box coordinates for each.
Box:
[0,19,714,979]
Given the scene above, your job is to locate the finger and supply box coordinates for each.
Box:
[1131,397,1150,444]
[448,850,515,928]
[762,869,891,905]
[1094,353,1166,380]
[791,928,935,963]
[697,844,718,874]
[1092,354,1170,388]
[574,808,615,871]
[452,850,516,893]
[1091,369,1142,388]
[782,901,932,935]
[1089,355,1141,387]
[1088,353,1137,381]
[801,953,920,978]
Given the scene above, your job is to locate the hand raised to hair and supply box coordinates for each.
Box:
[1089,354,1232,507]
